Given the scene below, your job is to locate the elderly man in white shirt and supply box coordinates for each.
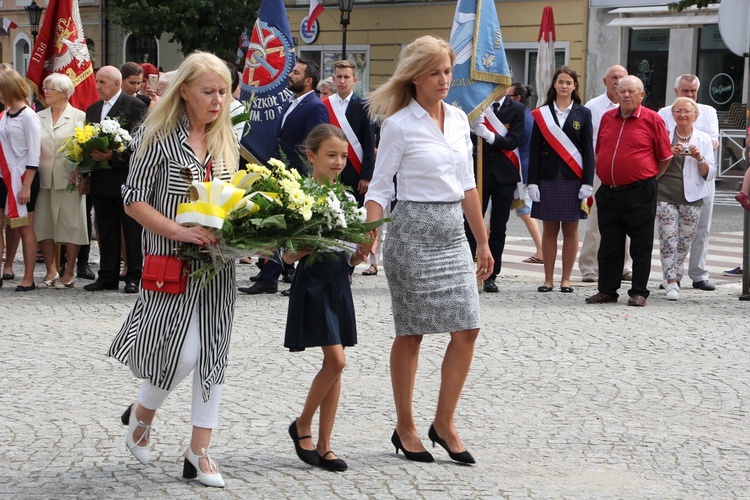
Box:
[658,74,719,292]
[578,64,632,283]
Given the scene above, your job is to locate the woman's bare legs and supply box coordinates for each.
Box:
[4,226,19,276]
[560,221,579,288]
[18,214,38,287]
[296,345,346,458]
[60,243,80,283]
[541,221,561,287]
[391,335,425,452]
[432,328,479,453]
[39,239,58,281]
[189,426,217,473]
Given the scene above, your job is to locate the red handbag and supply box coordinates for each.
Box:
[141,254,189,294]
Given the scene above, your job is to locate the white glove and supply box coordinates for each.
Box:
[469,116,482,131]
[473,123,495,144]
[528,184,540,203]
[578,184,593,200]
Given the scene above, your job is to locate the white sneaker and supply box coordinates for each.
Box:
[665,282,680,301]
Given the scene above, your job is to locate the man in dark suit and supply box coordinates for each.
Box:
[467,95,526,292]
[324,59,375,205]
[83,66,147,293]
[240,58,328,295]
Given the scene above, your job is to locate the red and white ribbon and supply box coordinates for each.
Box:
[323,96,363,175]
[483,107,524,201]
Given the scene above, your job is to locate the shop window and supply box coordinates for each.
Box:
[627,29,669,111]
[697,25,744,113]
[14,38,30,77]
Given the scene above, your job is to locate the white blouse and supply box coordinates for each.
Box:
[365,99,475,209]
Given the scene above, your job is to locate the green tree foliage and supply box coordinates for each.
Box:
[109,0,261,62]
[668,0,719,11]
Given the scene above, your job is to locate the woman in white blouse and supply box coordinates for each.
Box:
[364,35,493,464]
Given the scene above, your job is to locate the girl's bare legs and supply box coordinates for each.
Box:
[4,226,19,276]
[18,214,38,287]
[560,221,579,288]
[432,329,479,452]
[296,345,346,457]
[541,221,561,287]
[391,335,425,452]
[519,213,543,260]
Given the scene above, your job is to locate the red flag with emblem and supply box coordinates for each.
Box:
[26,0,98,111]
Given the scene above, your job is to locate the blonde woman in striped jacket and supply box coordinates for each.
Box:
[108,52,238,488]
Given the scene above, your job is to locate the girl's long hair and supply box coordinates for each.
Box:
[132,52,238,176]
[368,35,455,120]
[543,66,581,107]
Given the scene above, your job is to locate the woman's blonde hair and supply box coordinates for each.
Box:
[671,96,700,118]
[0,70,31,107]
[368,35,455,119]
[133,51,238,176]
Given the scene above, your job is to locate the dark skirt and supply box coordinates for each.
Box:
[383,201,480,336]
[531,170,587,222]
[284,252,357,352]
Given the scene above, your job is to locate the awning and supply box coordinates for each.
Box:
[607,4,719,29]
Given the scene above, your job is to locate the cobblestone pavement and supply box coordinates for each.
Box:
[2,223,749,498]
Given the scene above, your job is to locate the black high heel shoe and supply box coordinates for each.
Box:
[391,430,434,463]
[428,424,475,464]
[288,420,320,466]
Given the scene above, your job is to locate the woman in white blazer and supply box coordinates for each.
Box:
[34,73,88,288]
[657,96,716,301]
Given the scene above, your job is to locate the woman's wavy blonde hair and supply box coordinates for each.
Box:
[133,51,238,176]
[368,35,455,120]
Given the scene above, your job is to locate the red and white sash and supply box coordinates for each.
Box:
[323,96,363,175]
[0,111,29,227]
[482,107,524,202]
[531,105,583,179]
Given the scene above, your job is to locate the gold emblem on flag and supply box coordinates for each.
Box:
[572,120,581,130]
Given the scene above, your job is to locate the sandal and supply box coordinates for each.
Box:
[523,256,543,264]
[362,264,378,276]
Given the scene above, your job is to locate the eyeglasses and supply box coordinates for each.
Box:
[672,109,696,115]
[42,87,59,92]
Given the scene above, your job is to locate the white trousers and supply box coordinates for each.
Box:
[679,179,715,283]
[137,308,223,429]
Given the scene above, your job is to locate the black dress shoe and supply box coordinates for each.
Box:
[77,265,95,280]
[123,282,138,294]
[15,283,36,292]
[281,288,292,297]
[238,281,277,294]
[83,280,119,291]
[2,273,15,280]
[288,420,320,466]
[249,272,261,282]
[692,280,715,291]
[282,268,295,284]
[428,424,475,464]
[317,451,348,471]
[391,430,434,462]
[585,292,618,304]
[483,278,498,293]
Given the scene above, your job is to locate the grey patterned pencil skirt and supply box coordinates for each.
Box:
[383,200,481,336]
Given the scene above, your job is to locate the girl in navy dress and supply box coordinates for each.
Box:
[284,124,367,472]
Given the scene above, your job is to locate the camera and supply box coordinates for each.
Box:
[681,147,691,155]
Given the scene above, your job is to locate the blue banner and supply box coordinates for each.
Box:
[238,0,296,164]
[446,0,512,122]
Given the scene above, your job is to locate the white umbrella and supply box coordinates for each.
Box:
[535,6,556,108]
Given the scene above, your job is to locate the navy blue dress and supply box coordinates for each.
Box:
[284,252,357,352]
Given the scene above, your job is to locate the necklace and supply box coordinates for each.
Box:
[676,131,692,142]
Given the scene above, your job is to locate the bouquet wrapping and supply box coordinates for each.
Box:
[59,117,133,174]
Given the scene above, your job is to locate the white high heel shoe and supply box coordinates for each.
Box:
[183,446,225,488]
[122,403,151,465]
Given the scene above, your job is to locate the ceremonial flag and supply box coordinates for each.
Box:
[2,18,18,32]
[238,0,296,164]
[25,0,98,112]
[446,0,511,122]
[307,0,324,33]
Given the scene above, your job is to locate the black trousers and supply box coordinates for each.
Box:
[92,194,143,285]
[595,177,657,298]
[465,178,516,279]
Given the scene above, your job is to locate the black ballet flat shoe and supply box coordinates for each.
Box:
[428,424,475,464]
[15,283,36,292]
[537,285,554,293]
[317,450,348,471]
[288,420,320,466]
[560,286,574,293]
[391,430,434,463]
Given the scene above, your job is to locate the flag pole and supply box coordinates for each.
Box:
[476,137,484,291]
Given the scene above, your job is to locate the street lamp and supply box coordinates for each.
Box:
[25,0,44,44]
[338,0,354,61]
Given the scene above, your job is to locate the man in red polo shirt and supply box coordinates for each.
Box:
[585,75,673,307]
